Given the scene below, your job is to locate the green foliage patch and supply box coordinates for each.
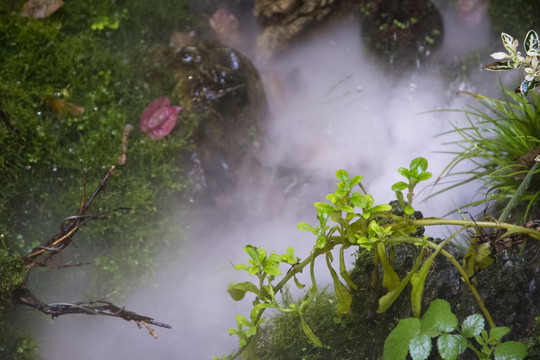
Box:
[434,88,540,222]
[219,157,540,359]
[383,299,527,360]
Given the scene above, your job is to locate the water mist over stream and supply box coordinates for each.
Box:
[34,5,507,359]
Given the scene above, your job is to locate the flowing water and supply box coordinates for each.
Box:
[32,3,516,359]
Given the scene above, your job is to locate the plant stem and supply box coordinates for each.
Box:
[409,219,540,240]
[498,162,540,223]
[392,236,496,328]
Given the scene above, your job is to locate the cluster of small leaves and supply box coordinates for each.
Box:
[223,156,540,359]
[484,30,540,95]
[383,299,527,360]
[392,157,432,216]
[224,245,300,354]
[223,158,436,359]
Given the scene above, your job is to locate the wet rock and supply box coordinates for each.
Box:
[358,0,444,69]
[147,40,268,194]
[254,0,339,59]
[347,242,540,358]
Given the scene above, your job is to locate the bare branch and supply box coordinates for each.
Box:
[14,288,172,337]
[11,166,172,338]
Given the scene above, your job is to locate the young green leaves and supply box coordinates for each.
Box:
[234,245,297,277]
[392,157,432,216]
[383,299,527,360]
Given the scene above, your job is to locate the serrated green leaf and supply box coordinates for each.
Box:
[392,181,409,191]
[462,314,485,338]
[437,334,467,360]
[300,315,323,347]
[474,334,484,345]
[493,341,527,360]
[494,342,527,360]
[421,299,457,335]
[227,281,260,301]
[341,205,355,213]
[490,327,510,341]
[383,318,420,360]
[409,334,431,360]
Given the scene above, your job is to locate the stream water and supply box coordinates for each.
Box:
[32,3,517,359]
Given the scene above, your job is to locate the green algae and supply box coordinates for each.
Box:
[0,0,200,355]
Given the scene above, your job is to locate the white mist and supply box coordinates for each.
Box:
[33,5,504,359]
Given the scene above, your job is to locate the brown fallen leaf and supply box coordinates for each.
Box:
[22,0,64,19]
[44,96,85,116]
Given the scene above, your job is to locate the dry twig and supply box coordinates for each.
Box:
[13,166,172,337]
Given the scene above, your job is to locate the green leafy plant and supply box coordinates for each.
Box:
[484,30,540,95]
[219,157,540,359]
[383,299,527,360]
[434,88,540,223]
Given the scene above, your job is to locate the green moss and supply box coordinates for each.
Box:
[0,5,203,349]
[0,0,203,354]
[488,0,540,38]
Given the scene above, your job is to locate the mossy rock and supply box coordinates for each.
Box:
[257,242,540,359]
[488,0,540,39]
[147,40,268,193]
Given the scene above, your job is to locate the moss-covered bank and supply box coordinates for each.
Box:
[0,0,206,357]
